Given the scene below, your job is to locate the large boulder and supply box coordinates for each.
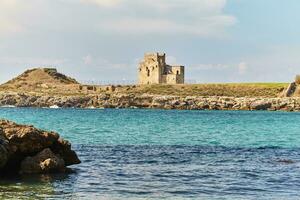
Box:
[0,120,59,154]
[51,138,81,166]
[0,131,9,169]
[20,148,65,174]
[0,119,80,174]
[250,100,272,110]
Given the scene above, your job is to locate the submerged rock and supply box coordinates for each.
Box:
[0,119,80,174]
[277,159,296,164]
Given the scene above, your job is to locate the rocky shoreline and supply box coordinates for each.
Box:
[0,120,80,174]
[1,92,300,111]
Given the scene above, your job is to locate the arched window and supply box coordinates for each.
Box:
[176,70,179,75]
[147,68,150,77]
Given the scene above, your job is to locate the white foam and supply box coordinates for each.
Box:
[49,105,60,109]
[1,105,16,108]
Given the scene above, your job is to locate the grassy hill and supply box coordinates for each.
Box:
[0,68,80,95]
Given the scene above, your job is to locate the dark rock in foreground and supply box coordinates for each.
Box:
[0,120,80,174]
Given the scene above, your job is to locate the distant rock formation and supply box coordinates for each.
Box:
[281,82,297,97]
[0,120,80,175]
[0,68,79,91]
[280,75,300,97]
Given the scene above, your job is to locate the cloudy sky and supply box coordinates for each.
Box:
[0,0,300,84]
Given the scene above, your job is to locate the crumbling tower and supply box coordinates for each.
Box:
[138,53,184,85]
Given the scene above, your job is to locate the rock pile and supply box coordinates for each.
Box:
[1,92,300,111]
[0,120,80,174]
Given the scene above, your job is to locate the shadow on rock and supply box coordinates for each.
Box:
[0,119,81,175]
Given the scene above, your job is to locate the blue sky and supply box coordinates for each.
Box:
[0,0,300,84]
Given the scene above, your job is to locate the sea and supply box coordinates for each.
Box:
[1,108,300,200]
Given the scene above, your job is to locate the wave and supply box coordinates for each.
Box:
[0,105,16,108]
[49,105,60,109]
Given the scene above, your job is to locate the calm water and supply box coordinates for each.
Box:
[1,108,300,199]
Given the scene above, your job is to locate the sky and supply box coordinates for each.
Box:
[0,0,300,84]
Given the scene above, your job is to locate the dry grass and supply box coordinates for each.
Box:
[0,68,289,97]
[0,82,288,98]
[119,83,288,97]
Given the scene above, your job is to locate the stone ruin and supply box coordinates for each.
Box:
[138,53,185,85]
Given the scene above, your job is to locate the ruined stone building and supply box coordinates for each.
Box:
[138,53,185,84]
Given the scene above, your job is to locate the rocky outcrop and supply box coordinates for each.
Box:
[0,120,80,174]
[280,82,297,97]
[0,133,9,169]
[2,92,300,111]
[249,100,272,110]
[20,148,66,174]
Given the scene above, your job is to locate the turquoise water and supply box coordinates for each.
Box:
[1,108,300,147]
[1,108,300,199]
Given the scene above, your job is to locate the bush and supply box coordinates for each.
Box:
[295,75,300,84]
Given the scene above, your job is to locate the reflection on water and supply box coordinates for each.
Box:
[0,173,72,199]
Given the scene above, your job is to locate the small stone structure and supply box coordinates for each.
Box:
[138,53,185,84]
[78,85,116,93]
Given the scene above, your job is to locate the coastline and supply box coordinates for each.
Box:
[1,92,300,111]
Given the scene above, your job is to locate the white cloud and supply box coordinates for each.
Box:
[100,16,235,37]
[80,0,120,7]
[82,0,236,37]
[0,0,26,35]
[0,19,23,34]
[0,0,236,37]
[0,56,68,67]
[238,62,248,75]
[191,63,229,70]
[81,0,226,11]
[83,55,93,65]
[81,55,131,69]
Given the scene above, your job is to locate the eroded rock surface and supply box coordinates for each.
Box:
[0,132,9,169]
[0,119,80,174]
[2,92,300,111]
[20,148,65,174]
